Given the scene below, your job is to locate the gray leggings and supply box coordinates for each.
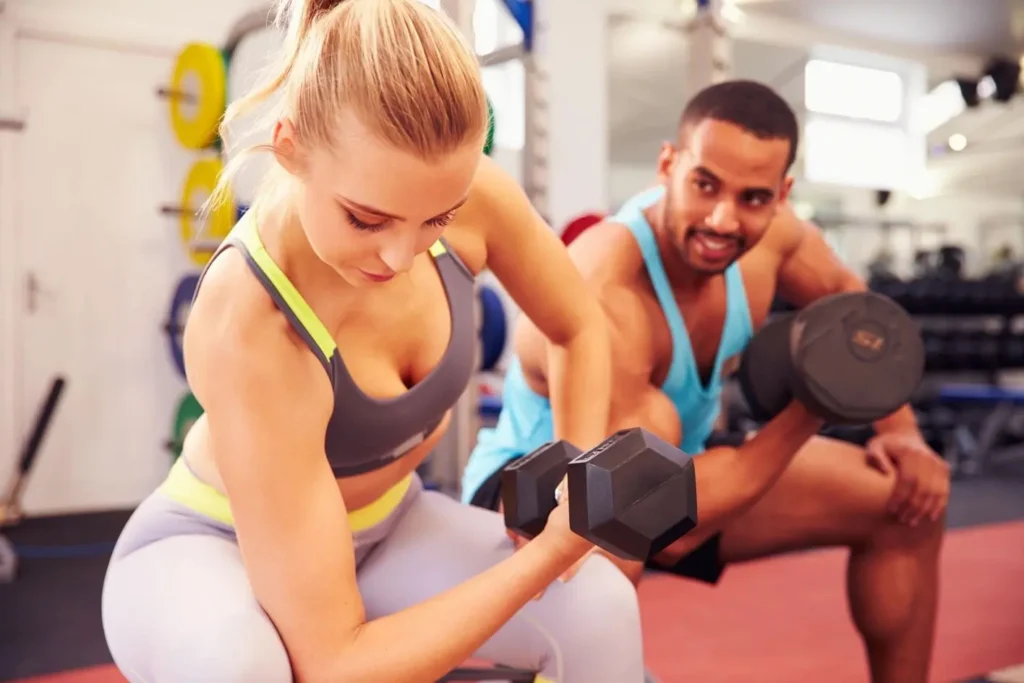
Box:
[101,474,645,683]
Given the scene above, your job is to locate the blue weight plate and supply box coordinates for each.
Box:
[478,285,507,372]
[165,273,201,378]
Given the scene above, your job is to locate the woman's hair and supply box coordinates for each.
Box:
[208,0,488,210]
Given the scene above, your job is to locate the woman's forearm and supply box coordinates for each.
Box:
[546,313,612,452]
[330,534,579,683]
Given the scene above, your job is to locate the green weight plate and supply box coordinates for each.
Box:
[167,392,204,459]
[484,96,495,156]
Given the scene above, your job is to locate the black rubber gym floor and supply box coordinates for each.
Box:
[2,467,1024,683]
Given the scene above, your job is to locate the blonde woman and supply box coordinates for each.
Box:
[100,1,645,681]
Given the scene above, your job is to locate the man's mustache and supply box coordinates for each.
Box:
[684,227,743,246]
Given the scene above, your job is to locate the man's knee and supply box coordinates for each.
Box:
[868,505,946,553]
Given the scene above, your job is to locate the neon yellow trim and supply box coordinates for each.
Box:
[535,677,554,683]
[348,474,413,531]
[160,457,233,526]
[428,240,446,257]
[236,216,337,359]
[159,457,413,532]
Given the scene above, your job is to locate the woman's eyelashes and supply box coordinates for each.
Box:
[343,208,456,232]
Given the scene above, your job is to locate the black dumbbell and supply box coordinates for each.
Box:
[506,291,925,562]
[502,429,698,562]
[502,441,580,539]
[735,290,925,426]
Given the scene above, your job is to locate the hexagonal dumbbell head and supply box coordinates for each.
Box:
[567,428,697,562]
[501,440,582,539]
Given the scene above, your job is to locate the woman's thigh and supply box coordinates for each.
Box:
[357,490,647,683]
[102,503,292,683]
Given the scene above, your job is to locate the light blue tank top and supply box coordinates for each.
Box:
[613,186,754,454]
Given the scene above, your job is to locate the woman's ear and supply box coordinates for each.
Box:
[271,118,304,177]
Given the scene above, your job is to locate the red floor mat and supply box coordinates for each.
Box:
[639,520,1024,683]
[13,522,1024,683]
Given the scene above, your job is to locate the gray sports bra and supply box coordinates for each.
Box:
[197,211,477,477]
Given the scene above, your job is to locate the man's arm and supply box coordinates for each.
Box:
[772,205,920,438]
[771,206,947,525]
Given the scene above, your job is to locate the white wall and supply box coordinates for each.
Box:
[0,0,278,515]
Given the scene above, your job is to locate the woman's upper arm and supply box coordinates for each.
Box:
[470,157,601,346]
[601,287,682,445]
[184,261,365,681]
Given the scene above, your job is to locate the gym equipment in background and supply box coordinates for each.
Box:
[560,211,605,245]
[158,23,256,267]
[0,376,67,528]
[477,284,507,372]
[159,159,239,267]
[438,666,536,682]
[483,96,496,156]
[158,42,228,150]
[0,534,15,584]
[164,273,201,379]
[166,392,205,460]
[1,376,68,584]
[930,385,1024,480]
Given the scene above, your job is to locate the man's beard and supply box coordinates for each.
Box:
[666,220,746,276]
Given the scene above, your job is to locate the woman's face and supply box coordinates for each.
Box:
[274,112,481,287]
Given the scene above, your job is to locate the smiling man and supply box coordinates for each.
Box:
[462,80,949,683]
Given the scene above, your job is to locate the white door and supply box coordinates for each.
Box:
[10,35,186,516]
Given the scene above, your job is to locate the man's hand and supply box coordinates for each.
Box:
[865,431,950,526]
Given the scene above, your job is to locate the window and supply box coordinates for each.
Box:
[804,59,904,123]
[804,117,923,191]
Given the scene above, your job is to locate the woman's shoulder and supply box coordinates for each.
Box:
[184,247,318,399]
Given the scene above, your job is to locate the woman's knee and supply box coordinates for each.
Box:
[154,609,292,683]
[560,554,642,634]
[533,554,644,680]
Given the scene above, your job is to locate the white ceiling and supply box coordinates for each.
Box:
[607,0,1024,199]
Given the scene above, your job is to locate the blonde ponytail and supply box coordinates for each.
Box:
[206,0,487,216]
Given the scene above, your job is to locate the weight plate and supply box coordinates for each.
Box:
[478,285,506,372]
[736,312,795,421]
[789,292,925,425]
[483,96,496,156]
[561,212,604,246]
[165,273,201,378]
[168,392,204,460]
[169,43,228,150]
[179,158,235,266]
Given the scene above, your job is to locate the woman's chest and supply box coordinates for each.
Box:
[327,260,458,400]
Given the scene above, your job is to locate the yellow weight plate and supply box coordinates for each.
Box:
[179,158,234,266]
[169,42,227,150]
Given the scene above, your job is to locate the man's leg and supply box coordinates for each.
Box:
[657,435,944,683]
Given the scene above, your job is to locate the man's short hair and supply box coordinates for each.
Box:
[678,79,799,170]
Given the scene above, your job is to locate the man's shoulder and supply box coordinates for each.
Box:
[567,219,649,288]
[761,201,810,257]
